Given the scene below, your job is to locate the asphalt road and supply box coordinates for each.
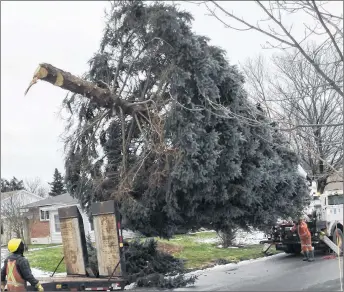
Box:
[175,253,344,291]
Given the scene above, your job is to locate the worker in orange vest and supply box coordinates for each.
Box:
[291,216,314,262]
[1,238,44,291]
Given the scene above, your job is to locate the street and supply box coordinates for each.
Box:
[174,253,343,291]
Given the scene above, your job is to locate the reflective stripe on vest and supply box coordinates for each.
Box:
[6,260,25,290]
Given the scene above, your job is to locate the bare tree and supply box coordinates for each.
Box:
[203,0,343,190]
[1,195,27,244]
[24,177,48,198]
[241,54,277,120]
[203,1,343,98]
[242,42,343,193]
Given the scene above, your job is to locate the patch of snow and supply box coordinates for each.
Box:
[123,230,140,239]
[189,229,216,234]
[233,229,266,246]
[28,245,63,252]
[195,237,220,244]
[194,228,266,246]
[30,268,51,277]
[124,282,137,290]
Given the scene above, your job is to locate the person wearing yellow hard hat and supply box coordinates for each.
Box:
[1,238,44,291]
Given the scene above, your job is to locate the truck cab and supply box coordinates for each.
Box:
[317,190,343,246]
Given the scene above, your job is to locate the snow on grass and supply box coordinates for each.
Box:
[195,237,220,244]
[234,229,266,246]
[28,245,63,252]
[194,229,267,246]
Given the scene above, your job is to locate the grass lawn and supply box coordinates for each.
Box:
[27,244,60,250]
[156,232,281,269]
[26,231,281,273]
[26,246,65,273]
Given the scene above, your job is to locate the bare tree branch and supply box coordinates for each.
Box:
[24,177,48,198]
[311,0,344,62]
[206,1,344,98]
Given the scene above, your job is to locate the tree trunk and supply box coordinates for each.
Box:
[25,63,147,115]
[217,227,238,247]
[317,176,328,194]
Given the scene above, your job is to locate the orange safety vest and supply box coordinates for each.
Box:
[6,260,26,292]
[297,222,311,238]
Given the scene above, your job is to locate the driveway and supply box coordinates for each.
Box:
[174,253,343,291]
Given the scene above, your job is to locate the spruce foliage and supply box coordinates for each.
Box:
[63,0,308,238]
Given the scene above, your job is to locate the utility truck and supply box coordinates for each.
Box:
[261,168,344,255]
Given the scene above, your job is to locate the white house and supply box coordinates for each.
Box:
[1,190,43,244]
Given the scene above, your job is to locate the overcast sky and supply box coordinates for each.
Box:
[1,1,341,187]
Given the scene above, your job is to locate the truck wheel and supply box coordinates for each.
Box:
[285,245,294,254]
[292,244,301,254]
[333,228,344,251]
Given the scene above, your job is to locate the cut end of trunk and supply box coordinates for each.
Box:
[55,72,64,87]
[24,65,49,96]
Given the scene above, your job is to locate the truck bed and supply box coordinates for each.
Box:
[261,220,329,253]
[27,275,125,291]
[36,275,121,283]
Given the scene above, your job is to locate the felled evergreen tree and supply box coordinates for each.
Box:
[62,0,308,238]
[48,168,66,196]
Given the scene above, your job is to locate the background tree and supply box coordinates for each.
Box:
[1,195,27,245]
[204,1,343,100]
[24,177,48,197]
[25,1,308,238]
[1,177,25,192]
[242,42,342,193]
[48,168,66,196]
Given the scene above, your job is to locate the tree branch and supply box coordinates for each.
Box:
[311,0,344,62]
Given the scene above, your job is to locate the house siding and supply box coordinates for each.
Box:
[28,208,51,244]
[30,220,50,238]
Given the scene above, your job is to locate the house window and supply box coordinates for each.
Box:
[1,223,3,235]
[40,210,50,221]
[90,220,94,231]
[54,214,61,233]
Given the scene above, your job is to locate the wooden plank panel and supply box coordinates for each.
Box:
[60,217,87,275]
[93,214,121,276]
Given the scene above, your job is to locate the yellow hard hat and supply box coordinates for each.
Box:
[8,238,22,253]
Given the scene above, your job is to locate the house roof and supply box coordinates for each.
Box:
[1,190,42,201]
[1,190,19,200]
[23,193,78,208]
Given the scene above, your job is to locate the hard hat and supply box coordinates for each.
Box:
[299,215,307,221]
[8,238,22,253]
